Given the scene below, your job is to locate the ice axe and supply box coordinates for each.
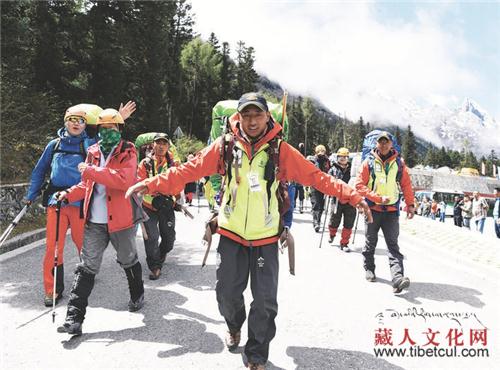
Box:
[279,227,295,275]
[201,212,218,268]
[0,203,31,248]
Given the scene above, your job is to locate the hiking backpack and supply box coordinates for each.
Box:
[361,129,403,185]
[41,138,88,207]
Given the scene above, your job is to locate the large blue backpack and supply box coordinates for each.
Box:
[361,129,401,162]
[361,130,404,206]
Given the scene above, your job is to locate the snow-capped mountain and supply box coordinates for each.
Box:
[370,96,499,154]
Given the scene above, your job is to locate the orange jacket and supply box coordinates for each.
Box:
[355,150,415,212]
[66,141,143,233]
[142,115,363,244]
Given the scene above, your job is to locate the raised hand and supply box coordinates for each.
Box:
[118,101,137,120]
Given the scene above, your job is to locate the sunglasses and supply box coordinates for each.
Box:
[67,116,87,125]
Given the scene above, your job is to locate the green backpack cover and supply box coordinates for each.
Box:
[210,100,289,143]
[134,132,180,163]
[208,99,289,194]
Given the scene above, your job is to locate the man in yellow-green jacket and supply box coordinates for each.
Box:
[126,92,372,370]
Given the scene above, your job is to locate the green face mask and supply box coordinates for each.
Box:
[99,127,121,154]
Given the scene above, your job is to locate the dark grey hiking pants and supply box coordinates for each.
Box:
[143,206,175,271]
[216,236,279,365]
[79,222,139,275]
[362,211,404,283]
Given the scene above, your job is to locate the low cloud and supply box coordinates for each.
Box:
[191,0,487,126]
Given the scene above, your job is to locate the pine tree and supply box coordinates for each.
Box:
[208,32,220,51]
[402,125,417,167]
[219,42,234,99]
[448,150,462,169]
[461,150,479,170]
[424,146,436,168]
[356,116,366,151]
[234,41,258,96]
[394,126,402,145]
[437,147,451,167]
[302,98,320,155]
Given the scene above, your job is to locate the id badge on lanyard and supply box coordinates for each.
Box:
[247,172,262,192]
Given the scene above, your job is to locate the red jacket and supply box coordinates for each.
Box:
[66,140,142,233]
[355,150,415,212]
[142,115,363,244]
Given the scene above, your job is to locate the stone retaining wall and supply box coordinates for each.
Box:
[0,183,45,222]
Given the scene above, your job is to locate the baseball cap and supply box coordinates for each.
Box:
[237,92,269,112]
[154,133,170,142]
[377,131,392,142]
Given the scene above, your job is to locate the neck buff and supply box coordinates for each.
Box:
[99,128,121,155]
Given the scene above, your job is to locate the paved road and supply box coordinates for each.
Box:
[1,200,499,369]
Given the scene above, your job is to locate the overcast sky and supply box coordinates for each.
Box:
[190,0,500,124]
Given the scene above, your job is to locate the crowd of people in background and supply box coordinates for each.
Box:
[412,189,499,238]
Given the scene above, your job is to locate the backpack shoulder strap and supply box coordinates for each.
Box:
[144,157,156,177]
[396,156,403,183]
[367,155,376,189]
[221,133,236,176]
[79,140,85,156]
[49,138,62,167]
[165,151,174,168]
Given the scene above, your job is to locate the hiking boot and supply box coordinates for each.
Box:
[44,292,62,307]
[225,330,241,351]
[248,363,265,370]
[148,268,161,280]
[128,293,144,312]
[125,262,145,312]
[365,270,376,282]
[340,244,350,253]
[57,319,82,336]
[393,277,410,294]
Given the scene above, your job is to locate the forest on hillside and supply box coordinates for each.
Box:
[1,0,498,183]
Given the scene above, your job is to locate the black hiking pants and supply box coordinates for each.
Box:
[310,188,325,227]
[216,236,279,365]
[362,211,405,284]
[143,206,176,271]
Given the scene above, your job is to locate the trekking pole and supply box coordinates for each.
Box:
[197,181,200,214]
[351,210,360,245]
[52,201,62,323]
[0,203,31,248]
[318,196,330,248]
